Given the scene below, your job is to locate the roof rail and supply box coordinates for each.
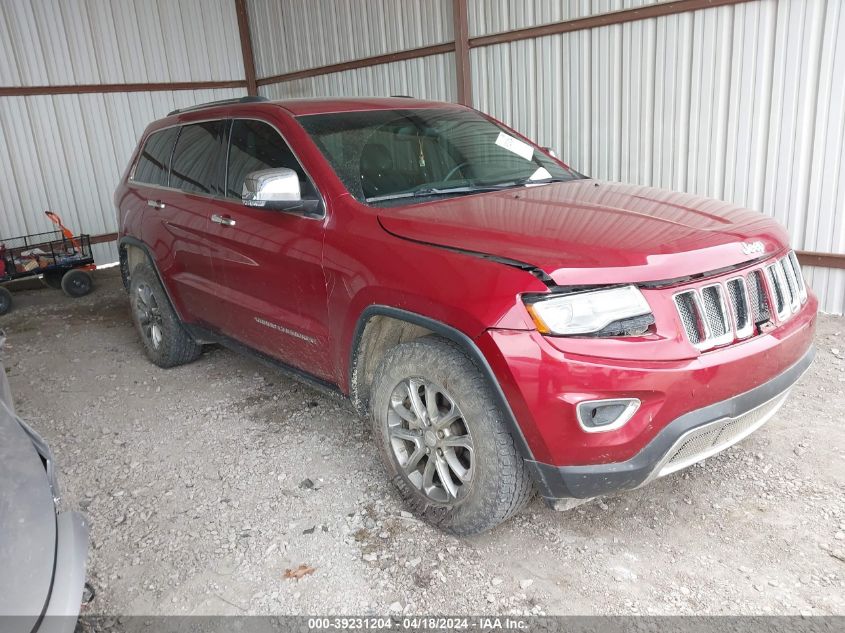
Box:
[390,94,414,99]
[168,95,268,117]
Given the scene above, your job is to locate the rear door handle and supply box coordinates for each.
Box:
[211,213,236,227]
[147,199,165,209]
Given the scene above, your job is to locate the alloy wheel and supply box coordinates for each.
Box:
[135,282,163,349]
[387,378,474,503]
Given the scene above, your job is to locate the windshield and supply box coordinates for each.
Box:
[298,108,581,206]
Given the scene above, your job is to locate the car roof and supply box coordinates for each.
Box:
[268,96,464,116]
[150,96,467,133]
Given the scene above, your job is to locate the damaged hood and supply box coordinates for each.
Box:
[377,180,790,285]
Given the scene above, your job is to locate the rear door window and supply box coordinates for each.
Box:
[133,127,179,187]
[170,121,226,196]
[226,119,317,200]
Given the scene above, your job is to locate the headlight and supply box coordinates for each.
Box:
[525,285,653,336]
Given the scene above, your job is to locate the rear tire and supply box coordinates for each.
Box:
[129,263,202,368]
[61,269,93,298]
[0,287,12,315]
[370,336,534,535]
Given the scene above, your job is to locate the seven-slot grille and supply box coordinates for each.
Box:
[673,250,807,351]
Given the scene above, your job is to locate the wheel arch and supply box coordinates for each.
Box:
[119,236,151,289]
[348,305,535,461]
[119,236,185,323]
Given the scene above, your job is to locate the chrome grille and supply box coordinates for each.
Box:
[766,263,789,319]
[780,258,800,312]
[674,291,704,345]
[787,251,808,302]
[726,277,753,339]
[674,250,807,350]
[747,270,771,324]
[701,284,732,345]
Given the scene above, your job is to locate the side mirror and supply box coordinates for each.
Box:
[242,168,320,214]
[542,146,559,159]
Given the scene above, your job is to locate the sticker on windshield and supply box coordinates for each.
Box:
[527,166,552,182]
[495,132,534,161]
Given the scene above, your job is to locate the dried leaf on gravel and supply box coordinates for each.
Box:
[284,564,316,580]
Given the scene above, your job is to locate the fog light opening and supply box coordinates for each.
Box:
[576,398,640,433]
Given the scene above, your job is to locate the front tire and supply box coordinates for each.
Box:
[370,336,533,535]
[129,263,201,368]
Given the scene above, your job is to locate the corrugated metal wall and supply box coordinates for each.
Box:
[0,88,246,262]
[259,54,456,102]
[470,0,845,313]
[0,0,246,262]
[249,0,453,78]
[468,0,668,36]
[251,0,455,102]
[0,0,243,85]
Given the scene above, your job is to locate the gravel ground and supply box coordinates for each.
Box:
[1,268,844,616]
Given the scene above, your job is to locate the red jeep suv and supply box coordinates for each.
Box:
[115,96,817,535]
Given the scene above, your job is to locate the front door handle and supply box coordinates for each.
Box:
[147,199,165,209]
[211,213,236,227]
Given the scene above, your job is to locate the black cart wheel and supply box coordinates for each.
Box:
[0,287,12,315]
[61,269,93,298]
[41,270,64,290]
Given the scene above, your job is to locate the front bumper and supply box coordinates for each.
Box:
[527,345,814,501]
[38,511,89,633]
[477,289,816,466]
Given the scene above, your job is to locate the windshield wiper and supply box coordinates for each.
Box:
[365,175,576,203]
[486,175,573,189]
[366,184,501,203]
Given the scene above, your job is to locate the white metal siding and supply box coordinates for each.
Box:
[258,53,457,102]
[0,89,247,263]
[0,0,244,85]
[471,0,845,313]
[0,0,246,265]
[248,0,453,79]
[0,88,247,238]
[468,0,669,37]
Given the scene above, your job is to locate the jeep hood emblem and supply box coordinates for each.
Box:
[740,241,765,256]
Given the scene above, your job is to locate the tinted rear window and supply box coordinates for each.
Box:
[171,121,226,195]
[133,127,178,186]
